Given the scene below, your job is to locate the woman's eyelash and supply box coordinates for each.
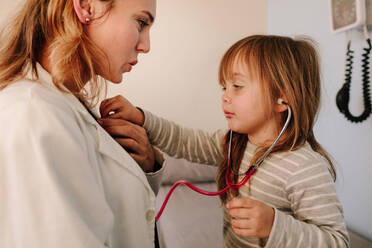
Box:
[138,19,149,30]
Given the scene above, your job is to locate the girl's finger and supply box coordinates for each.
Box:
[103,110,130,120]
[230,218,253,229]
[226,197,256,209]
[99,97,117,115]
[100,101,124,118]
[228,208,252,219]
[100,95,128,118]
[231,226,255,237]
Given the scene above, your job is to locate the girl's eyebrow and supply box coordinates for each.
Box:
[233,72,248,79]
[233,72,244,76]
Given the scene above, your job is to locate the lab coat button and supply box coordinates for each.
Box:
[146,210,155,222]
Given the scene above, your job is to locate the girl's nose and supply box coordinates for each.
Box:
[222,91,231,103]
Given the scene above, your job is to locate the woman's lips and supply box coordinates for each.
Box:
[124,61,138,72]
[129,61,138,66]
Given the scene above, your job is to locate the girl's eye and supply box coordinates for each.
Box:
[221,86,226,91]
[137,19,149,31]
[233,84,242,89]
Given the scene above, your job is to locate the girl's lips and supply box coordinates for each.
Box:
[224,111,233,118]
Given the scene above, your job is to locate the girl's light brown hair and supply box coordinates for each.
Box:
[216,35,336,203]
[0,0,113,104]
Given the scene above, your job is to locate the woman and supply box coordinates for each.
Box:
[0,0,162,247]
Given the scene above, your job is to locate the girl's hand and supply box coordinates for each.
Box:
[226,197,275,238]
[99,95,145,126]
[98,117,155,173]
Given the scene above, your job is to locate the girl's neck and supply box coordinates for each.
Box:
[247,115,282,147]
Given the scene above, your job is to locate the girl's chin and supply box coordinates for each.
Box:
[227,125,239,133]
[227,124,246,134]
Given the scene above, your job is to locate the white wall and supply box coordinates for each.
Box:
[267,0,372,240]
[0,0,23,26]
[107,0,267,131]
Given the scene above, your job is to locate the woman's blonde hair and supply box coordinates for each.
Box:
[216,35,336,203]
[0,0,113,104]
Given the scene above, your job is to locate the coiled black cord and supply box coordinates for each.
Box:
[336,38,372,123]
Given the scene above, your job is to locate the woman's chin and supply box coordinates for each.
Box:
[104,74,122,84]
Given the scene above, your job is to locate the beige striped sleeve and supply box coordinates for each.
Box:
[265,159,349,247]
[142,110,224,166]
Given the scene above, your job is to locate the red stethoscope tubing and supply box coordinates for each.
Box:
[155,158,256,222]
[155,103,291,222]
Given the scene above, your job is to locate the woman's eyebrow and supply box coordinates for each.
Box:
[142,11,154,24]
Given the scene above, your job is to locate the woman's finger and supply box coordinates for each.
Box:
[114,137,144,154]
[98,118,128,127]
[101,120,148,149]
[102,125,138,140]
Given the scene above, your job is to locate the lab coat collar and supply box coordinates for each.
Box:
[26,63,98,126]
[27,63,153,192]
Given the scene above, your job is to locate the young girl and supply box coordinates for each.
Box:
[98,35,350,247]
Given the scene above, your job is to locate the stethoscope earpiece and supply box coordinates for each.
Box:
[277,98,285,105]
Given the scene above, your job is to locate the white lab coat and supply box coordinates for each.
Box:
[0,64,164,248]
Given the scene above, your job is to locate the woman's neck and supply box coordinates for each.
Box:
[39,44,88,93]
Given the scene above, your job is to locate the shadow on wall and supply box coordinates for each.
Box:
[349,230,372,248]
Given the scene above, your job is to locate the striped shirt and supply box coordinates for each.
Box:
[143,110,349,247]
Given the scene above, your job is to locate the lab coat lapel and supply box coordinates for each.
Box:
[73,98,153,192]
[31,64,152,192]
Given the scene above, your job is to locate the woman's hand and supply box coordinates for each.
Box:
[98,117,155,173]
[98,95,155,173]
[99,95,145,126]
[226,197,275,238]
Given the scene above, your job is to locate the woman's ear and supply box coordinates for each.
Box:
[73,0,92,24]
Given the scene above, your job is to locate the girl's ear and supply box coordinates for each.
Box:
[274,96,288,113]
[73,0,92,24]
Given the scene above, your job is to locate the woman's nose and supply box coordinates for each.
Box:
[136,32,150,54]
